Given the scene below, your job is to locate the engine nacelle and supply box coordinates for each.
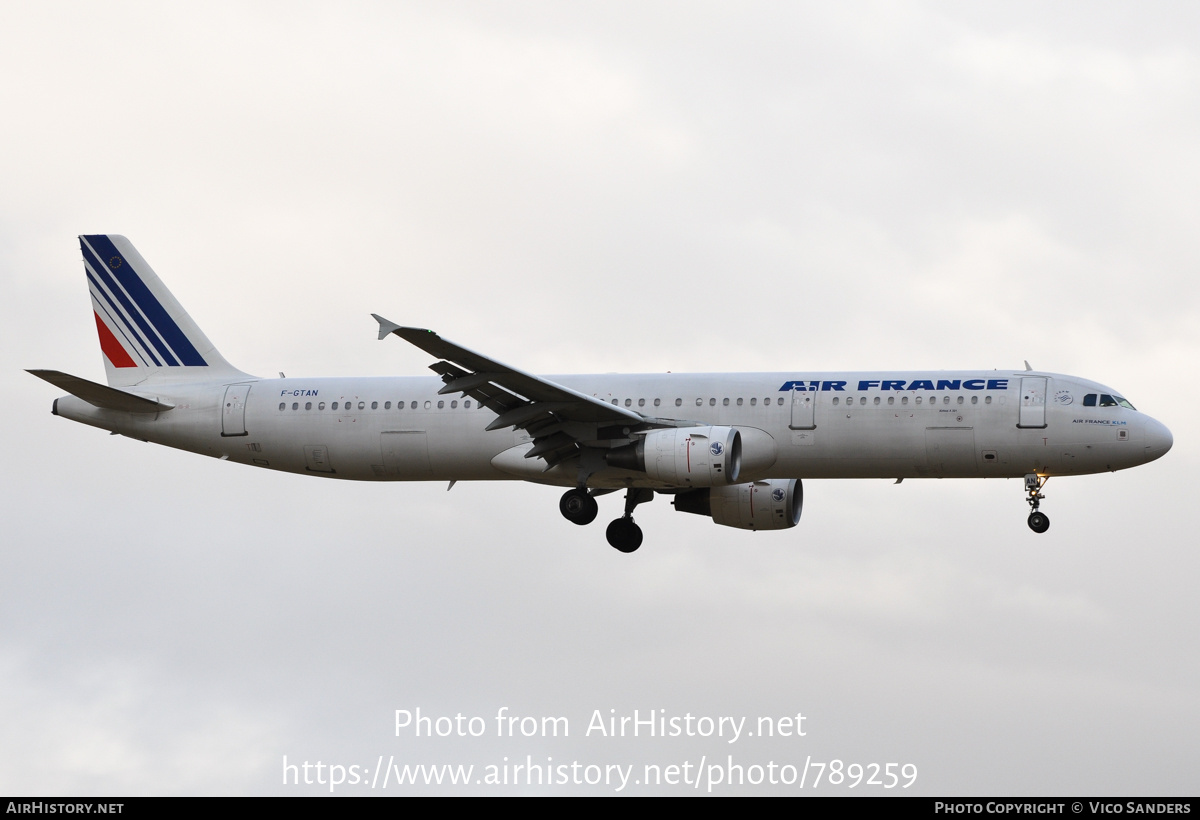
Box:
[606,425,741,487]
[673,478,803,531]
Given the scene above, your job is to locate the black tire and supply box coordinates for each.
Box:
[606,518,643,553]
[1027,512,1050,534]
[559,489,598,525]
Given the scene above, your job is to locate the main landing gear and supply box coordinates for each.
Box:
[558,487,652,552]
[559,488,598,525]
[606,488,653,553]
[1025,473,1050,534]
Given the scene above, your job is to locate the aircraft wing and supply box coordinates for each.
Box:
[374,316,644,468]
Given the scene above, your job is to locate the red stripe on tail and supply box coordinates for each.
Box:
[94,312,137,368]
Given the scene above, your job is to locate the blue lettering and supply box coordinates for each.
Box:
[821,381,847,392]
[936,380,961,390]
[963,379,986,390]
[987,379,1009,390]
[857,380,880,391]
[880,380,905,391]
[907,380,935,390]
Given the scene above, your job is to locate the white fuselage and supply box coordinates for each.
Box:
[52,369,1172,489]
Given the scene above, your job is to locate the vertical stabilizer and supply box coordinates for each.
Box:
[80,235,251,387]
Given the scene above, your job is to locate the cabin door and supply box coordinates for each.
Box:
[1018,377,1048,429]
[221,384,251,437]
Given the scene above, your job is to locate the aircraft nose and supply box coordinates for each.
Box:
[1143,417,1173,462]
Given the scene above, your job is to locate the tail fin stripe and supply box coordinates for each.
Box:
[85,265,164,367]
[91,292,151,368]
[93,312,138,368]
[81,238,182,366]
[82,236,208,367]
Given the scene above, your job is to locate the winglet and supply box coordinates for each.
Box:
[372,313,402,341]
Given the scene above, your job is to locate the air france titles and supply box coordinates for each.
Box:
[778,379,1009,392]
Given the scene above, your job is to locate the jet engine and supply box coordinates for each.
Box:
[672,478,803,531]
[606,426,741,487]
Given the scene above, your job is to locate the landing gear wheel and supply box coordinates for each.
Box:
[606,518,643,553]
[1027,511,1050,534]
[559,489,598,526]
[1023,474,1050,534]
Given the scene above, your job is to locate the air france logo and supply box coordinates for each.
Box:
[710,441,724,457]
[772,488,786,502]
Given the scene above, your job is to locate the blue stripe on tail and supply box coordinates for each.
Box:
[80,236,208,367]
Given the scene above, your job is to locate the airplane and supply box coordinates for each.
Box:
[29,235,1173,552]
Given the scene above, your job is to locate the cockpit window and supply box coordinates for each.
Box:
[1087,393,1136,410]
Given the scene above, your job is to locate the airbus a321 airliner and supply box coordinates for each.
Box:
[30,236,1173,552]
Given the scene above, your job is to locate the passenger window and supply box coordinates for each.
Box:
[412,401,418,410]
[985,396,992,405]
[278,402,285,411]
[305,402,312,410]
[777,398,784,406]
[437,401,444,409]
[957,396,964,405]
[696,398,703,407]
[465,400,472,408]
[873,397,880,405]
[638,398,645,407]
[624,398,632,407]
[383,401,390,410]
[371,401,378,410]
[887,396,894,405]
[750,398,757,406]
[860,397,866,406]
[358,401,365,410]
[902,396,909,405]
[970,396,977,405]
[722,398,729,406]
[653,398,661,407]
[424,401,431,409]
[451,400,458,408]
[675,398,682,407]
[292,402,299,410]
[832,397,840,406]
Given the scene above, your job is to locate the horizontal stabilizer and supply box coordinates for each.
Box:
[27,370,174,413]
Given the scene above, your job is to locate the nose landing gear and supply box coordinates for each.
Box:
[1025,474,1050,533]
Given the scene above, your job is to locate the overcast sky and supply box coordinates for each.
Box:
[2,1,1197,795]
